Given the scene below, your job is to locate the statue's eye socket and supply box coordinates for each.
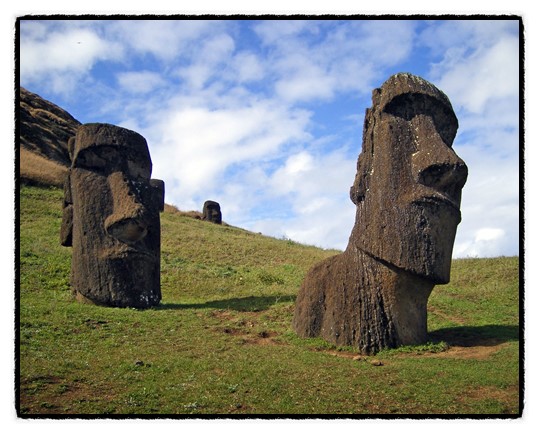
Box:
[73,146,122,171]
[73,146,152,179]
[383,93,457,146]
[127,159,151,179]
[74,150,108,170]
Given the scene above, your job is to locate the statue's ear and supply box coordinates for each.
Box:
[350,153,368,205]
[150,179,165,212]
[60,205,73,247]
[67,136,76,161]
[350,108,375,205]
[60,171,73,247]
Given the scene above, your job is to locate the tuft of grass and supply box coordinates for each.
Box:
[378,341,450,356]
[18,184,521,415]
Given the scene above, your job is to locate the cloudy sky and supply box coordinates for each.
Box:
[18,18,521,258]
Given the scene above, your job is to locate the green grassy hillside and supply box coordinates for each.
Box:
[18,184,521,415]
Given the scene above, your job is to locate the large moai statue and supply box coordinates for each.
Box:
[60,123,165,308]
[293,73,468,354]
[202,200,222,224]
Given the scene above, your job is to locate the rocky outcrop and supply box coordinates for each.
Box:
[19,87,81,186]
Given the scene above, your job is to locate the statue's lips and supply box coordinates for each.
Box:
[413,194,461,216]
[100,246,157,263]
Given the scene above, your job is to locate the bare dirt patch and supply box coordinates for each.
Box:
[210,309,281,346]
[208,309,236,321]
[313,349,386,366]
[457,384,520,414]
[241,330,279,346]
[221,326,245,336]
[317,349,358,360]
[219,327,280,346]
[313,339,509,362]
[425,342,509,360]
[19,375,117,414]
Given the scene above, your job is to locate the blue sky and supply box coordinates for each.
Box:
[18,18,521,258]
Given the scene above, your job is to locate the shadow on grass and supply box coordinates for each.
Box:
[429,324,519,347]
[157,294,297,312]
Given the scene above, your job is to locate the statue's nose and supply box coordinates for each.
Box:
[411,117,468,204]
[104,172,149,243]
[417,159,468,192]
[105,216,148,243]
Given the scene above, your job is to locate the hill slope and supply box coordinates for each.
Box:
[18,183,521,415]
[19,87,80,187]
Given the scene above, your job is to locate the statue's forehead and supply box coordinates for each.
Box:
[375,73,454,113]
[370,73,458,143]
[71,123,151,165]
[73,141,150,160]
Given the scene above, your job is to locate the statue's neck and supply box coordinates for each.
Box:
[347,245,435,347]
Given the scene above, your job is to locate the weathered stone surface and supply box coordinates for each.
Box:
[202,200,222,224]
[19,87,81,186]
[19,87,80,164]
[293,73,468,354]
[61,123,165,308]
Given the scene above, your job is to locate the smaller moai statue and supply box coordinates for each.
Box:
[61,123,165,308]
[202,200,222,224]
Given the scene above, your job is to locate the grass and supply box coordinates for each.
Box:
[19,147,68,188]
[17,184,521,416]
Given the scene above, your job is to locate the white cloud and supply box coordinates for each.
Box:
[284,207,355,249]
[109,20,221,61]
[434,34,519,113]
[249,203,355,251]
[149,100,312,207]
[254,20,417,104]
[269,151,316,196]
[256,147,357,249]
[20,26,123,83]
[275,60,336,102]
[19,21,125,97]
[247,191,356,250]
[116,70,166,94]
[475,228,505,242]
[253,20,314,46]
[229,51,265,83]
[419,20,518,57]
[282,151,314,174]
[19,20,49,40]
[177,33,236,89]
[350,20,416,66]
[454,227,512,259]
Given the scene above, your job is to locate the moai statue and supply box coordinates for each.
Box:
[293,73,468,354]
[202,200,222,224]
[60,123,165,308]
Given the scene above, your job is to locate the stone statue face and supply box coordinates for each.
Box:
[352,74,468,283]
[203,200,222,224]
[61,123,164,307]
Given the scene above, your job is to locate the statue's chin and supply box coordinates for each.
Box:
[354,201,459,285]
[75,252,160,308]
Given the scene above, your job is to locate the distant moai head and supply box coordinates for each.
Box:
[202,200,222,224]
[61,123,165,308]
[349,73,468,283]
